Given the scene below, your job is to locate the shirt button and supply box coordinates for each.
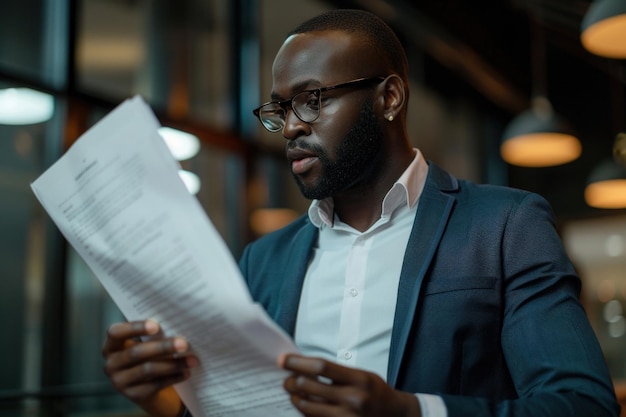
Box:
[343,351,352,360]
[350,288,359,297]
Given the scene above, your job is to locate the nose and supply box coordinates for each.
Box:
[282,108,310,141]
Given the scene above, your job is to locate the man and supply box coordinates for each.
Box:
[102,9,620,417]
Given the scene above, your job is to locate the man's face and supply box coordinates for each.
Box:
[270,30,387,200]
[287,98,384,199]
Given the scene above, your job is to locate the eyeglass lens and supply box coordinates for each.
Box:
[255,77,385,132]
[259,107,286,132]
[259,90,321,132]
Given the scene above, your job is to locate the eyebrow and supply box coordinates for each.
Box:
[270,78,324,101]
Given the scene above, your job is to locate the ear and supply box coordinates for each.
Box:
[380,74,406,122]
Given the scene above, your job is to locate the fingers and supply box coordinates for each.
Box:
[111,356,192,387]
[109,357,195,402]
[287,392,343,417]
[284,373,369,417]
[104,337,192,376]
[102,319,160,357]
[281,354,406,417]
[281,355,366,408]
[105,336,190,372]
[282,354,365,386]
[101,320,198,408]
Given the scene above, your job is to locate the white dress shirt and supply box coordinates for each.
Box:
[294,149,447,416]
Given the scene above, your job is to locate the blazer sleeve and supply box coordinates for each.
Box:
[440,192,619,416]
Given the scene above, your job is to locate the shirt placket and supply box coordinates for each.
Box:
[336,233,371,367]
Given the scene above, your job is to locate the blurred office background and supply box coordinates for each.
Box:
[1,0,625,415]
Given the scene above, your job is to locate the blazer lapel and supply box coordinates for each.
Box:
[274,222,318,335]
[387,163,458,386]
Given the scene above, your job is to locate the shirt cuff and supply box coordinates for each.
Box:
[415,393,448,417]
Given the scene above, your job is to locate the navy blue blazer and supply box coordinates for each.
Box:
[239,163,619,417]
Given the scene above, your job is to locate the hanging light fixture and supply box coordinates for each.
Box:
[615,131,626,164]
[585,133,626,209]
[156,127,201,194]
[0,88,54,125]
[158,126,200,161]
[501,97,581,167]
[500,16,581,167]
[585,159,626,208]
[581,0,626,59]
[178,169,201,195]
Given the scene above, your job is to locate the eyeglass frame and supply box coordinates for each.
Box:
[252,76,386,133]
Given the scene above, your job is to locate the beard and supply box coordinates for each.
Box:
[290,98,385,200]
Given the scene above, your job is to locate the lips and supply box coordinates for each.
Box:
[287,148,319,175]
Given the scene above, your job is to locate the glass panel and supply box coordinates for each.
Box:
[0,0,69,89]
[65,249,137,415]
[0,1,46,81]
[562,215,626,380]
[255,0,331,150]
[76,0,233,128]
[244,0,330,242]
[247,154,308,240]
[0,82,63,416]
[190,145,246,252]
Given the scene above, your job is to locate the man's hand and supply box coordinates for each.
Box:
[102,319,198,417]
[280,354,421,417]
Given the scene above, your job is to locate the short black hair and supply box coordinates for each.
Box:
[288,9,408,82]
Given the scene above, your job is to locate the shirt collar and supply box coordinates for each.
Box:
[308,148,429,228]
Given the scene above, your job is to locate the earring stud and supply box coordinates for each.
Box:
[388,115,394,122]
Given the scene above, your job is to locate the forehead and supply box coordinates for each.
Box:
[271,30,373,96]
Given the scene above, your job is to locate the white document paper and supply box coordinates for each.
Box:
[31,96,300,417]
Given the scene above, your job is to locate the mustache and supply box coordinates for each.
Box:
[286,139,322,153]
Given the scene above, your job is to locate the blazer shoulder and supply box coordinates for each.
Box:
[240,213,316,269]
[426,161,553,215]
[239,213,316,312]
[249,214,313,249]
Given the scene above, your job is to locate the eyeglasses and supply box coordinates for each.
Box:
[253,77,385,132]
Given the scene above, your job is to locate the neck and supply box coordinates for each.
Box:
[332,146,415,232]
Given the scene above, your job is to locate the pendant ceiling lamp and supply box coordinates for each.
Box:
[158,126,200,161]
[501,97,582,167]
[581,0,626,59]
[500,19,581,167]
[0,88,54,125]
[585,133,626,209]
[615,130,626,164]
